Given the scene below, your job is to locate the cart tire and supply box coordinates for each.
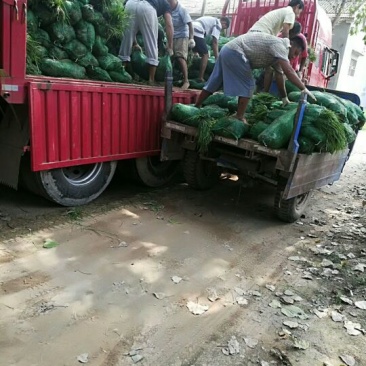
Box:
[21,156,116,206]
[134,156,179,188]
[274,188,311,223]
[183,150,220,190]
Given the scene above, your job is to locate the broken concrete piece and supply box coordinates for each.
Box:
[293,295,303,302]
[260,361,270,366]
[265,284,275,292]
[281,305,308,320]
[269,300,282,309]
[251,290,262,297]
[131,354,144,363]
[314,309,328,319]
[355,301,366,310]
[353,263,366,272]
[207,288,219,302]
[331,311,344,322]
[223,336,240,355]
[339,355,356,366]
[284,290,295,296]
[320,259,334,268]
[340,296,353,305]
[293,339,310,350]
[77,353,89,363]
[344,320,362,336]
[281,296,294,305]
[186,301,209,315]
[302,272,313,280]
[244,337,258,349]
[236,296,248,306]
[283,320,299,329]
[171,276,183,284]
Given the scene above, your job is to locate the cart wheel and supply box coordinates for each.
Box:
[20,155,116,206]
[183,150,220,190]
[134,156,179,188]
[274,187,311,223]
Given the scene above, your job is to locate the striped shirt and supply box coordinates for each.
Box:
[225,32,290,72]
[250,6,295,35]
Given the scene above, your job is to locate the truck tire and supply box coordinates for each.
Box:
[274,185,311,223]
[133,156,179,188]
[183,150,220,190]
[21,158,116,206]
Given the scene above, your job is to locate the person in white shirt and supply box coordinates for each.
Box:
[192,16,230,82]
[250,0,304,38]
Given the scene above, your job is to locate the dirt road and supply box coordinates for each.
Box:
[1,132,365,366]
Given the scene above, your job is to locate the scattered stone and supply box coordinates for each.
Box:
[284,290,295,296]
[77,354,89,363]
[321,259,334,268]
[244,337,258,349]
[222,336,240,355]
[347,253,356,259]
[279,328,292,338]
[153,292,166,300]
[186,301,209,315]
[340,296,353,305]
[131,355,144,363]
[285,271,292,275]
[302,272,313,280]
[234,287,246,296]
[171,276,183,284]
[293,339,310,350]
[207,288,219,302]
[281,305,308,320]
[355,301,366,310]
[344,320,362,336]
[353,263,366,272]
[269,300,282,309]
[281,296,294,305]
[338,253,347,260]
[339,355,356,366]
[236,297,248,306]
[283,320,299,329]
[311,247,333,255]
[293,295,303,302]
[250,291,262,297]
[265,284,276,292]
[322,268,339,277]
[331,311,344,322]
[260,361,270,366]
[288,256,308,262]
[314,309,328,319]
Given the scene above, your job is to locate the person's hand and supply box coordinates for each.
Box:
[188,39,195,49]
[282,96,290,106]
[303,87,316,101]
[166,47,174,57]
[133,44,142,52]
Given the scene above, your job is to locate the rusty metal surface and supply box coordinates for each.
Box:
[283,149,350,199]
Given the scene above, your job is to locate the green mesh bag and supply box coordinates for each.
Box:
[40,58,86,79]
[48,22,76,45]
[300,124,326,148]
[65,0,82,25]
[76,52,99,67]
[109,69,133,83]
[249,121,268,140]
[86,66,113,81]
[64,39,88,60]
[93,35,108,56]
[82,5,104,25]
[48,46,69,60]
[285,80,300,94]
[258,109,296,149]
[131,49,149,80]
[288,91,301,102]
[189,79,206,90]
[202,94,238,109]
[227,98,239,113]
[205,57,216,74]
[342,123,357,144]
[155,54,173,82]
[98,53,122,71]
[170,104,201,126]
[37,4,57,26]
[27,10,38,33]
[200,105,228,119]
[75,20,95,50]
[211,117,250,139]
[298,136,315,154]
[38,46,48,58]
[33,28,52,48]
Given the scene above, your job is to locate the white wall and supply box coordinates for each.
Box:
[335,29,366,108]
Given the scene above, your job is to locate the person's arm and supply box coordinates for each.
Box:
[278,59,316,100]
[164,12,174,51]
[188,22,193,40]
[212,36,219,59]
[298,56,307,73]
[281,23,292,38]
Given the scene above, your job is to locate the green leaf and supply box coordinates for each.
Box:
[43,239,60,249]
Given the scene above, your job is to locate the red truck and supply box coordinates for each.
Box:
[0,0,197,206]
[222,0,339,87]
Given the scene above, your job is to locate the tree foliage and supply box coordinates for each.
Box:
[350,0,366,42]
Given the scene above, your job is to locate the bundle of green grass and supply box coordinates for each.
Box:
[26,0,133,83]
[170,91,363,154]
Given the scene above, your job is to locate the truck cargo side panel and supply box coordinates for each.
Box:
[29,82,195,172]
[283,150,349,199]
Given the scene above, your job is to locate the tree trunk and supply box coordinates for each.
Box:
[332,0,348,28]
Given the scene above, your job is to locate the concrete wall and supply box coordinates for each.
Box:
[329,22,366,108]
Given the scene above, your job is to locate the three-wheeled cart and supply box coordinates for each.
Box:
[160,79,360,222]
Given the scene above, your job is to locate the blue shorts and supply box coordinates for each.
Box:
[204,46,255,98]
